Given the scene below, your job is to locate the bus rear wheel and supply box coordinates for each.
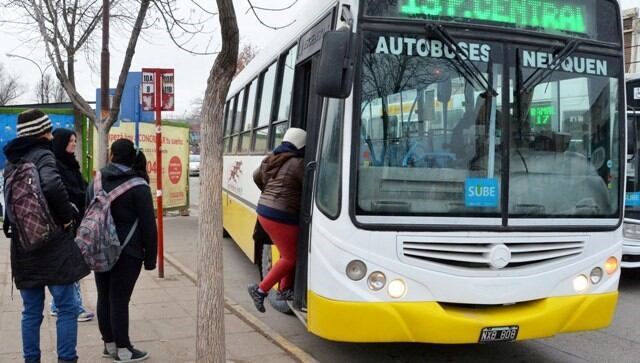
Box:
[261,245,293,315]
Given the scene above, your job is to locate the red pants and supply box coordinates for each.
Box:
[258,216,299,293]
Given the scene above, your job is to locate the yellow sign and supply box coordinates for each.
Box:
[93,122,190,210]
[386,102,414,116]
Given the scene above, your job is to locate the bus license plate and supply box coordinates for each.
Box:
[479,326,519,343]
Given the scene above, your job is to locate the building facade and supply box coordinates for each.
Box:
[625,7,640,74]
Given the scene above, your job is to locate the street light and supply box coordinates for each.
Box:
[6,53,54,104]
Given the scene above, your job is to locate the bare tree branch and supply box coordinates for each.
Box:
[235,42,258,75]
[107,0,150,129]
[246,0,297,12]
[0,63,24,105]
[244,0,296,30]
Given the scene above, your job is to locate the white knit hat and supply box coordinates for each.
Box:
[17,109,52,138]
[282,128,306,149]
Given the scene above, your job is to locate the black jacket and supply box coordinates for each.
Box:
[3,137,90,289]
[57,160,88,223]
[89,164,157,270]
[52,128,88,220]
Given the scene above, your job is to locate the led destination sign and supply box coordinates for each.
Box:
[365,0,600,37]
[400,0,586,33]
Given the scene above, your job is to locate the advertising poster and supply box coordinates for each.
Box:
[94,121,189,209]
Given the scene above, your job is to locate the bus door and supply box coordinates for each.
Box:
[289,12,335,312]
[289,56,322,312]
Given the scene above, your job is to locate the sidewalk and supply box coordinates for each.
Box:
[0,236,299,362]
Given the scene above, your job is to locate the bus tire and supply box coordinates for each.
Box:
[261,245,293,315]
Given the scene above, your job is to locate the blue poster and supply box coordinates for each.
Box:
[465,178,500,208]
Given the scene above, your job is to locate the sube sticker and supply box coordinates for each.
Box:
[465,178,499,208]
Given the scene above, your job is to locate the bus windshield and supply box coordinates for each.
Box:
[510,50,621,218]
[356,31,621,220]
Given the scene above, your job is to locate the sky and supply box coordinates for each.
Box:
[0,0,304,118]
[0,0,638,118]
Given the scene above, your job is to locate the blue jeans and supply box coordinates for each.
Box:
[50,282,84,315]
[20,284,79,362]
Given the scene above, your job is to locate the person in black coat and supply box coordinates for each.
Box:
[3,109,89,363]
[92,138,157,362]
[49,128,95,322]
[52,128,88,219]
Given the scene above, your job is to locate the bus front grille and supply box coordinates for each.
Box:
[401,240,585,270]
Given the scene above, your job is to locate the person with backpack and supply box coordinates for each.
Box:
[49,128,95,322]
[89,138,157,362]
[3,108,90,363]
[247,128,306,313]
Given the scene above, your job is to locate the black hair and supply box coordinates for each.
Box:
[52,128,79,169]
[110,138,149,182]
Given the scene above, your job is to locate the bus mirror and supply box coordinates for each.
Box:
[316,30,356,99]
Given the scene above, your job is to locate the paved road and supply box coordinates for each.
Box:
[180,177,640,362]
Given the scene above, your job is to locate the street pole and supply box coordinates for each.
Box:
[155,70,165,278]
[6,53,45,104]
[100,0,110,120]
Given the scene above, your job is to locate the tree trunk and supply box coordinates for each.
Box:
[68,55,84,168]
[196,0,238,362]
[96,124,109,169]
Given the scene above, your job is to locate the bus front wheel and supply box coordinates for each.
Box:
[261,245,293,315]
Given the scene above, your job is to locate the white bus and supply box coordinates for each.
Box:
[222,0,625,343]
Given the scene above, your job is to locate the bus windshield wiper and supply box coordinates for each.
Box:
[426,24,498,97]
[520,39,581,95]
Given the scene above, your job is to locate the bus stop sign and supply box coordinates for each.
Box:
[141,68,175,111]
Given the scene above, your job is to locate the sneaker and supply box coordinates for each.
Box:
[77,311,95,322]
[247,283,267,313]
[114,346,149,362]
[276,289,294,301]
[102,342,117,358]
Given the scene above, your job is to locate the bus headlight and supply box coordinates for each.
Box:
[346,260,367,281]
[573,275,589,292]
[590,267,603,284]
[604,256,619,275]
[623,223,640,240]
[367,271,386,291]
[388,279,406,298]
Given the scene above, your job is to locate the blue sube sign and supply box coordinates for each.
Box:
[465,178,499,208]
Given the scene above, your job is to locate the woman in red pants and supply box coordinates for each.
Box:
[248,128,306,313]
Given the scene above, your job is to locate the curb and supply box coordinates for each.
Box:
[164,252,318,363]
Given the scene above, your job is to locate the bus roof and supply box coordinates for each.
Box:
[228,0,337,98]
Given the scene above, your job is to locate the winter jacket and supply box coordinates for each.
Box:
[57,161,88,224]
[253,143,304,225]
[52,128,88,221]
[3,136,90,289]
[89,163,157,270]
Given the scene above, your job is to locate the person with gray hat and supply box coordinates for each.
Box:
[248,127,306,313]
[3,108,89,363]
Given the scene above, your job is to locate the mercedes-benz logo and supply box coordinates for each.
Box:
[487,244,511,269]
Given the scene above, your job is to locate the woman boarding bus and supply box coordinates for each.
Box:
[222,0,625,343]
